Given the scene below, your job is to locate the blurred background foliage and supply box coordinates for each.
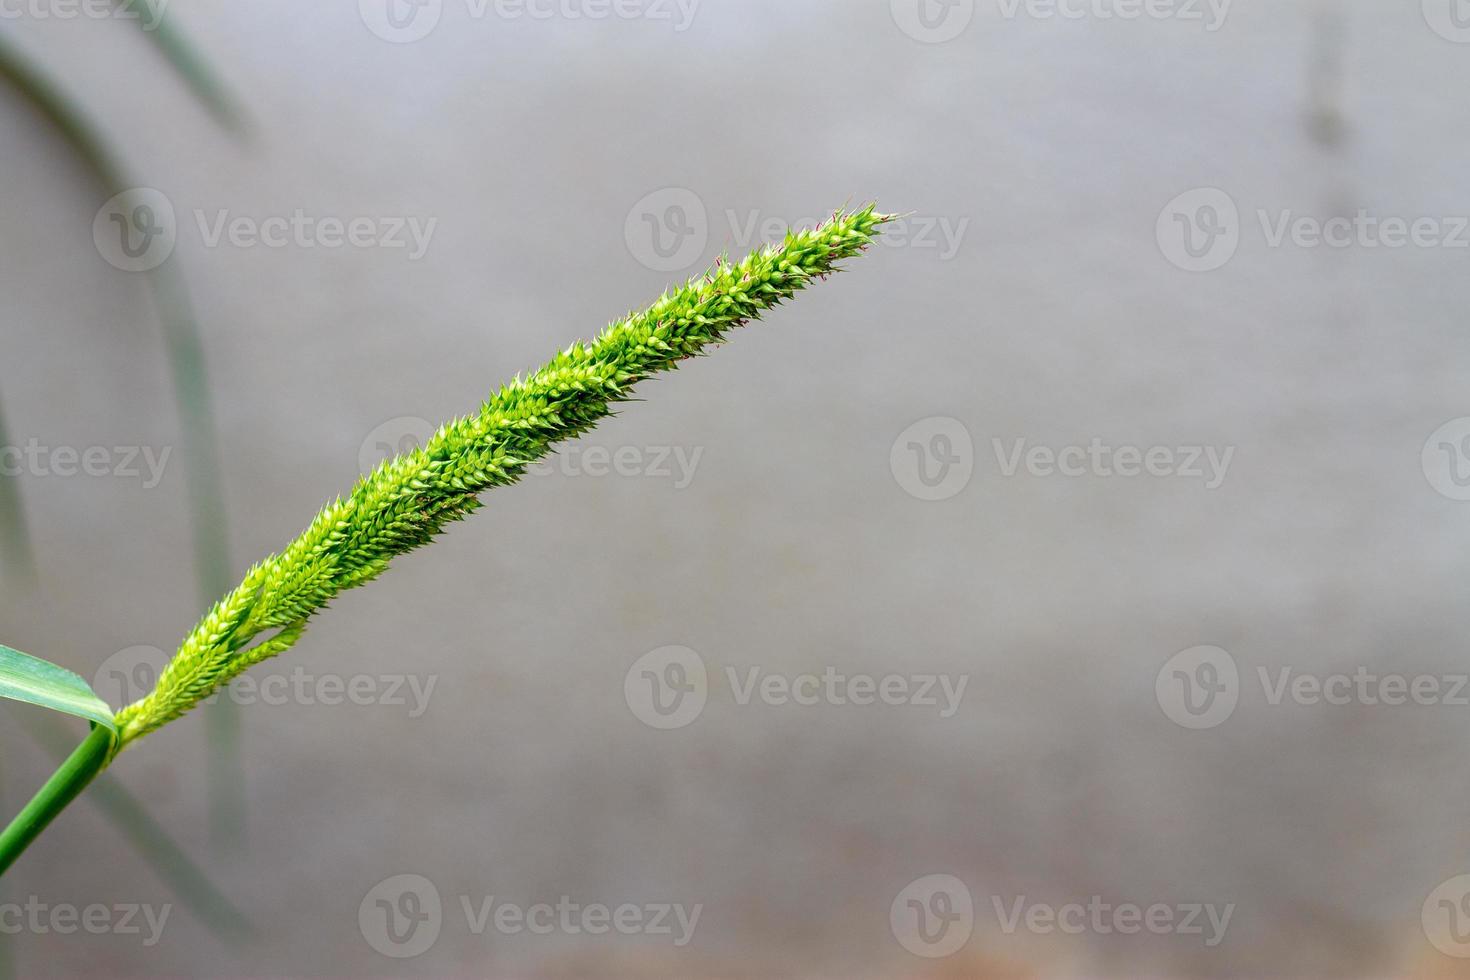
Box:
[0,11,250,964]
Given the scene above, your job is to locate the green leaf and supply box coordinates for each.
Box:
[0,645,116,733]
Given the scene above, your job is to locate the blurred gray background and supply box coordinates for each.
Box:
[2,0,1470,976]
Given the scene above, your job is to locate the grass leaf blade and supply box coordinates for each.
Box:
[0,646,117,733]
[118,1,249,134]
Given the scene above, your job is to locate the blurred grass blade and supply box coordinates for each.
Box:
[0,754,11,980]
[117,1,248,134]
[0,645,116,733]
[20,712,255,944]
[0,33,125,179]
[144,267,246,848]
[0,32,246,845]
[0,396,34,588]
[0,37,233,605]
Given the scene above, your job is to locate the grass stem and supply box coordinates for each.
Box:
[0,725,115,878]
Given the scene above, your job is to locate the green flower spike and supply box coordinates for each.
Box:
[112,204,892,748]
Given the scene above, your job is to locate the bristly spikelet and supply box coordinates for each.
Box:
[112,205,892,749]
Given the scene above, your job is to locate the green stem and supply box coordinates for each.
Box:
[0,726,114,879]
[19,712,256,943]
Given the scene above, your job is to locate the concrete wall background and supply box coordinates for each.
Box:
[2,1,1469,975]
